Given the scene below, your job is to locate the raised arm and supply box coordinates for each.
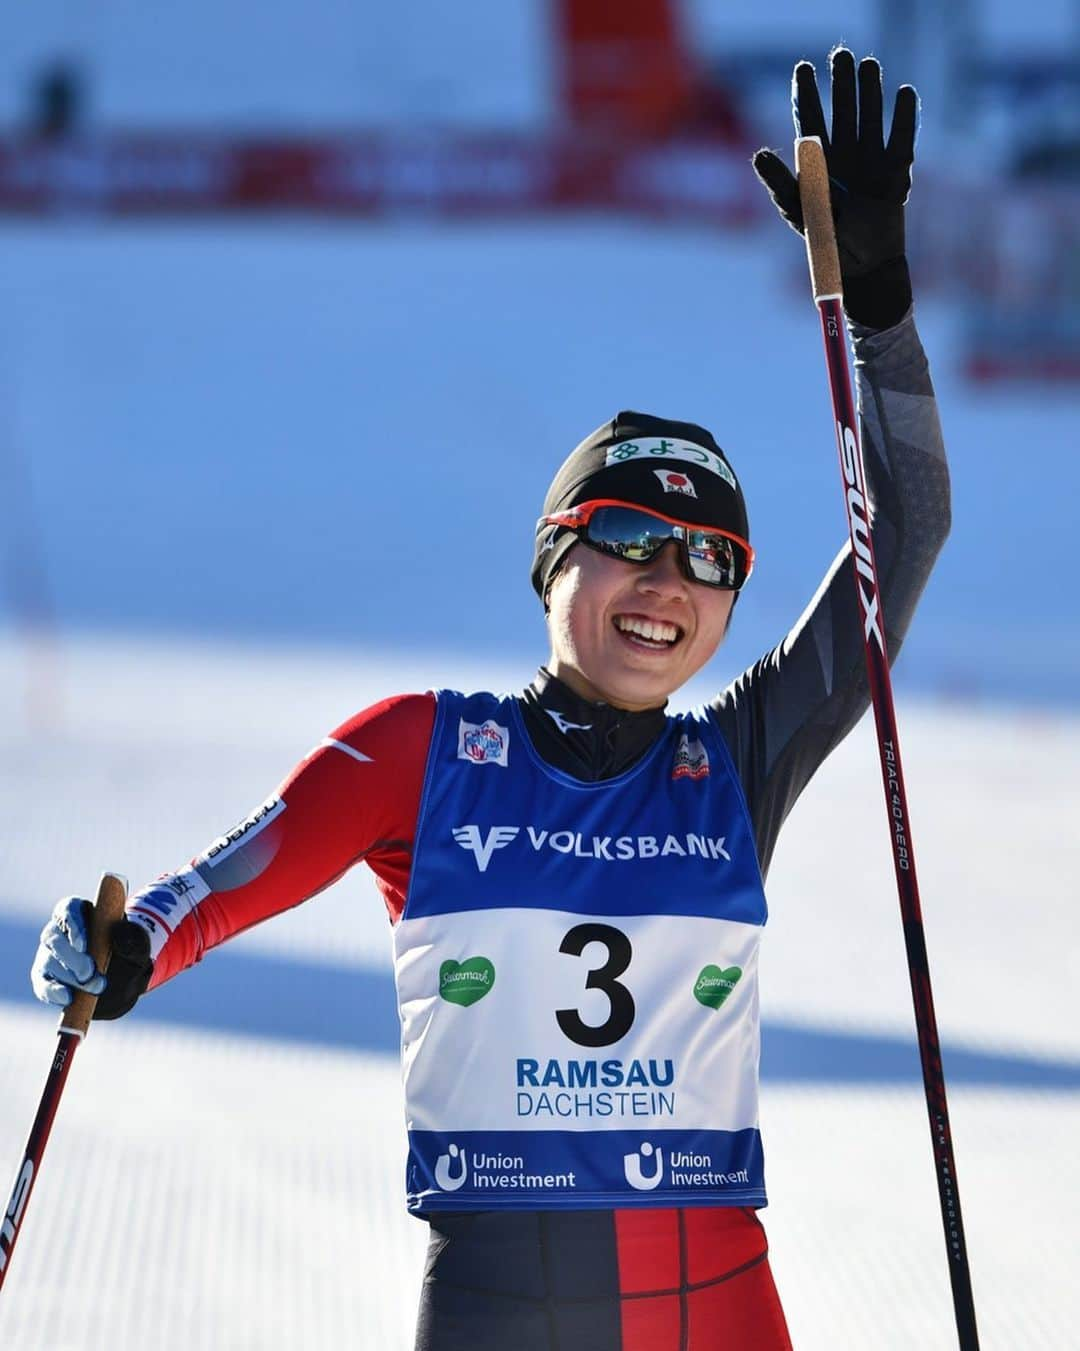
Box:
[708,51,949,876]
[709,313,948,875]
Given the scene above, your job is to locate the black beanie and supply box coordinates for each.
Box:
[532,410,748,602]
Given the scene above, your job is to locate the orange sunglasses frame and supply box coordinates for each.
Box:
[541,498,755,586]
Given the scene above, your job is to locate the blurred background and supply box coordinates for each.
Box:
[0,2,1077,1348]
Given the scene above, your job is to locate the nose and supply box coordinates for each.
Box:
[636,540,689,598]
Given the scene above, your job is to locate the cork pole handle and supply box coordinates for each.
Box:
[60,872,128,1038]
[795,136,842,302]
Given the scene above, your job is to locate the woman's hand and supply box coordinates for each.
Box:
[752,48,918,330]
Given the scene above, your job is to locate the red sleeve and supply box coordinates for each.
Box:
[132,692,436,989]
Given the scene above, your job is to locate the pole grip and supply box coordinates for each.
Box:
[60,872,128,1038]
[795,136,843,302]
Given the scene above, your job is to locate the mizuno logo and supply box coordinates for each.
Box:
[319,737,373,764]
[452,825,521,872]
[545,709,592,735]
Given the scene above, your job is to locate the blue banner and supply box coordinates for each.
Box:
[406,1127,765,1212]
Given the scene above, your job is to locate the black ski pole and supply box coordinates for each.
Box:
[794,134,980,1350]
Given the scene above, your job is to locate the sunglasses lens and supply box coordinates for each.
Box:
[586,507,674,563]
[686,531,746,589]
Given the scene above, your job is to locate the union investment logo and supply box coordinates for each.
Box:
[452,825,519,872]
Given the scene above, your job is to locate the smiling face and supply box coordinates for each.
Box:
[546,540,736,711]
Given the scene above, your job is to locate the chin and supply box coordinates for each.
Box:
[604,670,680,710]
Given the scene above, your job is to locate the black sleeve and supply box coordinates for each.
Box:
[708,311,951,878]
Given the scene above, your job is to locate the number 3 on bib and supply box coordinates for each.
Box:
[556,923,636,1047]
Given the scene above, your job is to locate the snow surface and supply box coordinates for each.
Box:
[0,634,1078,1349]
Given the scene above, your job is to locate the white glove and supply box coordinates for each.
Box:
[31,897,107,1008]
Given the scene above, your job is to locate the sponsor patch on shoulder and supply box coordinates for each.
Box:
[203,796,286,867]
[654,469,697,497]
[672,734,709,781]
[457,718,510,766]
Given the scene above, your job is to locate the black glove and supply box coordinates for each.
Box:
[92,909,153,1020]
[752,48,919,330]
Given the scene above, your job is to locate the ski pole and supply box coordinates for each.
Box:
[794,135,980,1350]
[0,871,127,1294]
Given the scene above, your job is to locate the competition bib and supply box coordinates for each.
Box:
[393,691,768,1214]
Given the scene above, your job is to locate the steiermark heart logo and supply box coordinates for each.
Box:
[439,957,496,1007]
[693,964,742,1011]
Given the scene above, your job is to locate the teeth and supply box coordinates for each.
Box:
[615,616,680,644]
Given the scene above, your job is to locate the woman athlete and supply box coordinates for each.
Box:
[30,51,949,1351]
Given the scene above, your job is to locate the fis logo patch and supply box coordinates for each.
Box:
[654,469,697,498]
[458,718,510,766]
[672,734,709,781]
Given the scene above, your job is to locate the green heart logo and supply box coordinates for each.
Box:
[694,964,742,1011]
[439,957,496,1007]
